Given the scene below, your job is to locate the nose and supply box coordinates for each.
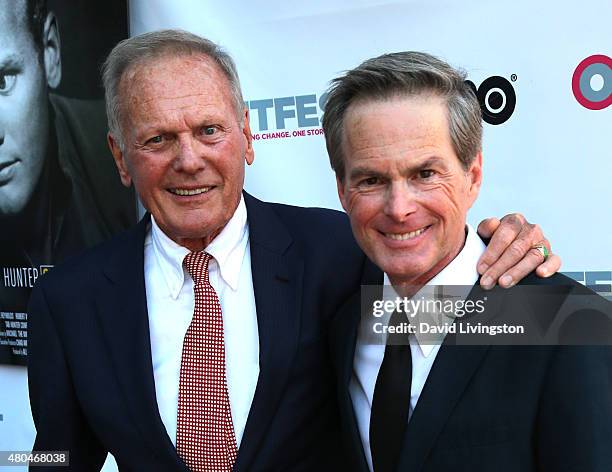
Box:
[172,135,206,174]
[383,181,418,222]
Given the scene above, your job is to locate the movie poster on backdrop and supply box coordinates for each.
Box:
[0,0,136,366]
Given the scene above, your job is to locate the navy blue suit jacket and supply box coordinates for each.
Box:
[330,262,612,472]
[28,193,366,471]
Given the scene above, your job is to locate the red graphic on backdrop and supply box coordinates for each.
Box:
[572,55,611,110]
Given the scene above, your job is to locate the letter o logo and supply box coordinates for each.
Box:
[572,54,611,110]
[466,76,516,125]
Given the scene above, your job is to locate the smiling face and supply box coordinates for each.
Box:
[337,94,482,287]
[108,54,254,251]
[0,2,50,217]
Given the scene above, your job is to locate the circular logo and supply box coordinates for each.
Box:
[475,76,516,125]
[572,54,611,110]
[466,77,517,125]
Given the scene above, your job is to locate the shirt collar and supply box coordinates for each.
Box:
[148,195,249,299]
[382,224,486,356]
[205,196,249,291]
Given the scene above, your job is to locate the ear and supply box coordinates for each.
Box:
[336,174,349,213]
[242,108,255,165]
[108,133,132,187]
[42,12,61,89]
[466,151,483,208]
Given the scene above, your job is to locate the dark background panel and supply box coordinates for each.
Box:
[49,0,128,99]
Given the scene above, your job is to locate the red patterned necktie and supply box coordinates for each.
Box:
[177,251,238,471]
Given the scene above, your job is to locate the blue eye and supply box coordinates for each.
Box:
[148,135,163,144]
[202,126,216,135]
[0,74,17,94]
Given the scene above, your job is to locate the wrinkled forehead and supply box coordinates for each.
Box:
[116,53,239,133]
[343,93,449,142]
[123,51,225,84]
[118,53,232,106]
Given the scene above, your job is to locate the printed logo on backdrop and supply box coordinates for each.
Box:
[246,93,328,141]
[572,54,611,110]
[465,76,517,125]
[565,271,612,301]
[247,75,518,139]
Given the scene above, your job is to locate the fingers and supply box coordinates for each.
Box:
[476,217,501,240]
[535,253,562,278]
[477,214,530,275]
[482,244,559,289]
[478,214,554,289]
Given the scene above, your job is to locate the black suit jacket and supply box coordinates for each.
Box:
[330,263,612,472]
[28,193,366,471]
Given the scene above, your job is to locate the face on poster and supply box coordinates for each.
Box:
[0,0,53,219]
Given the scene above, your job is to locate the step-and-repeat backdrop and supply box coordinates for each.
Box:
[131,0,611,282]
[1,1,610,470]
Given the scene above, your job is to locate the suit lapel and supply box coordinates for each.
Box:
[234,193,303,471]
[396,283,492,472]
[334,292,370,472]
[96,215,186,468]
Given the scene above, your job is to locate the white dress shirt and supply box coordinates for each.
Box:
[350,224,486,471]
[144,195,259,447]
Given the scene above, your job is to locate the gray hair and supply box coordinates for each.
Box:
[101,29,244,148]
[322,51,482,179]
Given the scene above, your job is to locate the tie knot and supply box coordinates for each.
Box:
[183,251,213,286]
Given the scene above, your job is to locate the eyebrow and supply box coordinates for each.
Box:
[348,156,447,180]
[348,166,385,181]
[0,54,24,70]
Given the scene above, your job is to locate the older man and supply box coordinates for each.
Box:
[0,0,135,363]
[28,31,560,471]
[326,52,612,472]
